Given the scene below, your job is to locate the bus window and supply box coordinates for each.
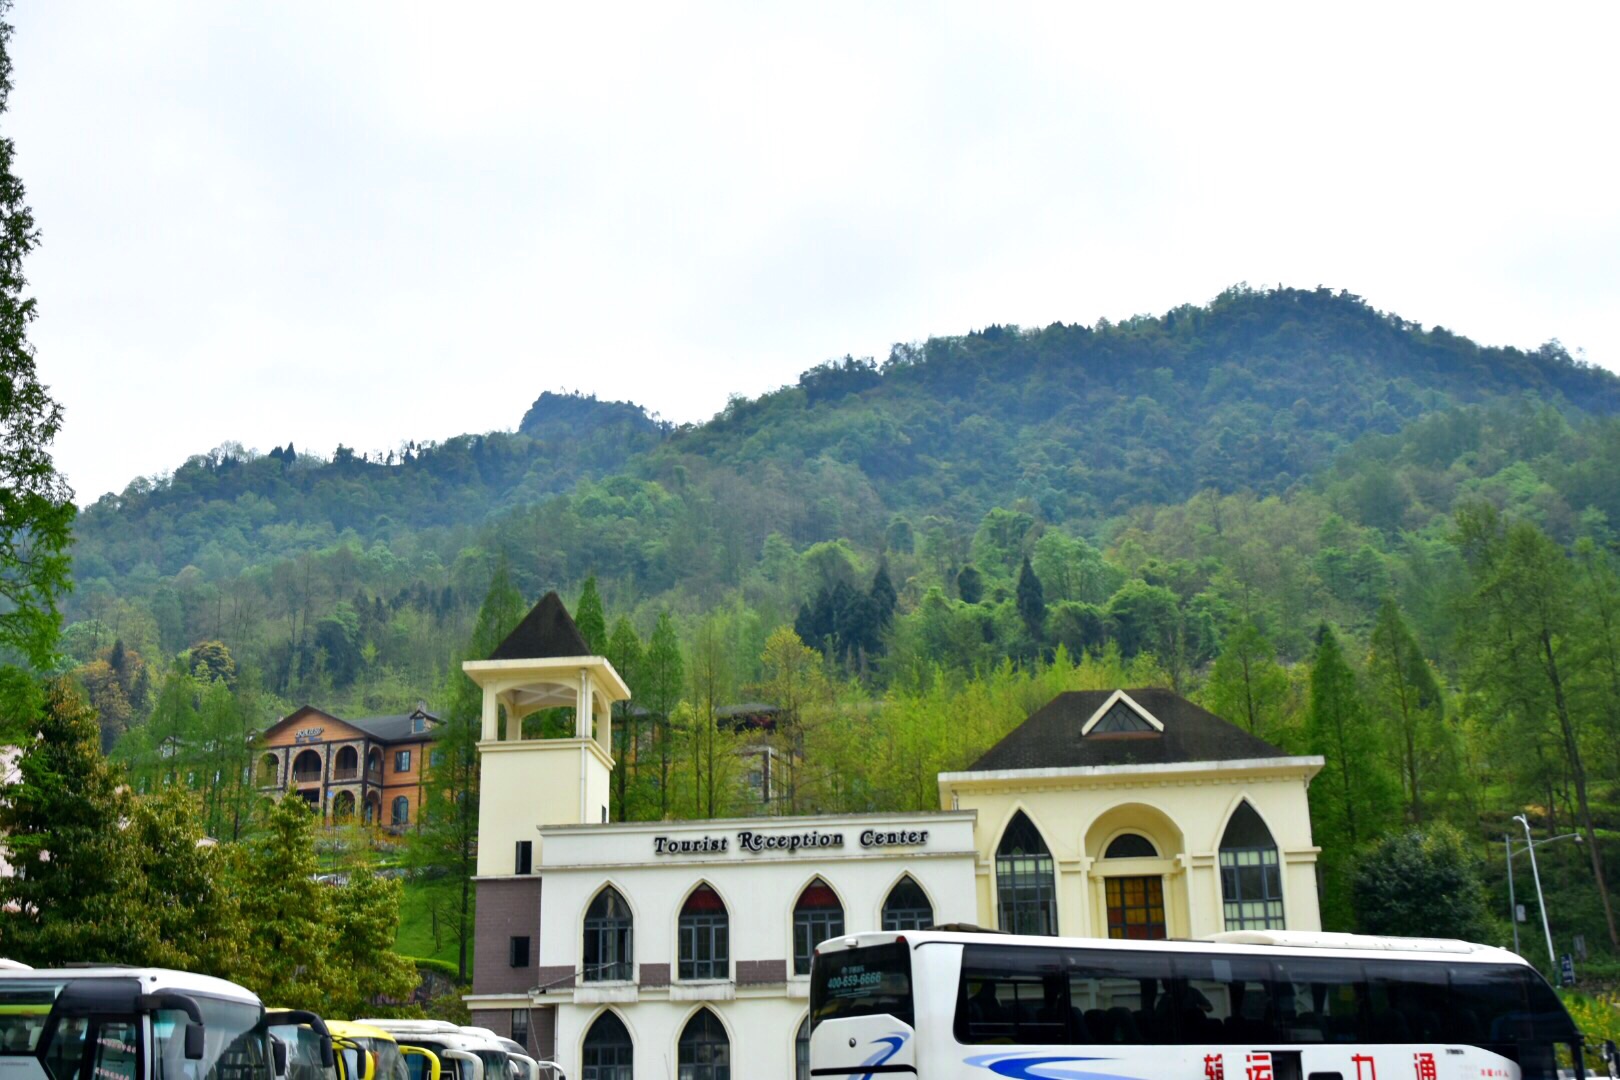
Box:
[1271,956,1365,1044]
[93,1021,140,1080]
[810,941,913,1032]
[1362,959,1449,1043]
[955,944,1065,1044]
[1066,949,1177,1045]
[1176,954,1279,1045]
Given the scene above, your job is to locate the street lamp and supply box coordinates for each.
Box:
[1510,814,1581,973]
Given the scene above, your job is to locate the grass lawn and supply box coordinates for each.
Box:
[395,878,465,969]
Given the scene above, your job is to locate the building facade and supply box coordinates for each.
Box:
[256,703,441,829]
[465,597,1325,1080]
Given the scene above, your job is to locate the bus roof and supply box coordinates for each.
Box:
[326,1021,398,1043]
[0,966,262,1004]
[819,929,1527,966]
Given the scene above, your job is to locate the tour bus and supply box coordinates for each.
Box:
[809,929,1587,1080]
[0,963,332,1080]
[454,1029,550,1080]
[354,1020,503,1080]
[321,1021,441,1080]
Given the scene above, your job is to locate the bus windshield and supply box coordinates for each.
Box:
[810,940,913,1031]
[154,999,269,1080]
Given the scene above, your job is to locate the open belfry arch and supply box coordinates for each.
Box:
[462,592,630,876]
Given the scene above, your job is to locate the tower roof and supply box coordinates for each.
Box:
[488,591,593,661]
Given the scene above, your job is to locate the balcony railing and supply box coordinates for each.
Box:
[291,768,321,784]
[333,766,358,781]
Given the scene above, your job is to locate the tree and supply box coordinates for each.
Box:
[605,615,644,820]
[0,679,151,965]
[328,867,420,1016]
[125,785,244,977]
[641,611,685,818]
[756,626,829,813]
[1352,826,1490,941]
[1454,507,1620,949]
[1016,556,1046,646]
[956,565,984,604]
[1306,623,1399,929]
[684,614,738,818]
[231,795,338,1009]
[574,574,607,656]
[1203,617,1289,739]
[0,3,74,672]
[1366,598,1447,823]
[189,639,238,687]
[409,560,523,980]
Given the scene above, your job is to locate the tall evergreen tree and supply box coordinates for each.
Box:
[1366,598,1446,824]
[0,679,151,965]
[1016,556,1046,645]
[231,795,338,1010]
[604,614,644,820]
[409,560,523,980]
[1306,623,1399,929]
[574,574,607,656]
[641,611,684,819]
[1203,617,1289,738]
[0,3,73,673]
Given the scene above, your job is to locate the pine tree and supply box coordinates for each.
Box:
[409,559,524,980]
[328,867,420,1016]
[1016,556,1046,645]
[0,4,73,672]
[641,611,685,819]
[126,785,244,977]
[1203,617,1289,738]
[1366,598,1447,824]
[605,615,644,820]
[231,795,339,1010]
[0,679,151,965]
[1306,623,1399,930]
[574,574,608,656]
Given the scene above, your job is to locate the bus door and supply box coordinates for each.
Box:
[809,939,916,1077]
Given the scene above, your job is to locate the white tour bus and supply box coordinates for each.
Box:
[809,929,1586,1080]
[0,964,332,1080]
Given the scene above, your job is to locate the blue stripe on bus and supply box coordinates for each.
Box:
[963,1053,1136,1080]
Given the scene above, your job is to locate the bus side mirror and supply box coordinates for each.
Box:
[186,1023,207,1061]
[272,1038,289,1077]
[320,1037,335,1070]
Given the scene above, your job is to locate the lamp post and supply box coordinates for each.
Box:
[1512,813,1568,973]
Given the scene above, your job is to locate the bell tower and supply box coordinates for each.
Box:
[463,591,630,876]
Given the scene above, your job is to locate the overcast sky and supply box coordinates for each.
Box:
[9,3,1619,503]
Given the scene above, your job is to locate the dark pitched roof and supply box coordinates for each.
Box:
[347,705,441,744]
[966,688,1289,772]
[489,591,592,661]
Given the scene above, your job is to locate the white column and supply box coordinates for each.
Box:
[481,685,499,742]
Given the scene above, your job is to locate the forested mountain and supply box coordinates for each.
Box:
[59,284,1620,957]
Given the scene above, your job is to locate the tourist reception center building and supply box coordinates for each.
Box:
[462,594,1325,1080]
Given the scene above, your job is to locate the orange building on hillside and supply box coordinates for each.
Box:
[256,702,442,830]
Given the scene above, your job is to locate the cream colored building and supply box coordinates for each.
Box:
[463,596,1326,1080]
[939,687,1324,941]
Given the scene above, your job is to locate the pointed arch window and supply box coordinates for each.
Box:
[996,812,1056,936]
[792,879,844,975]
[581,1010,632,1080]
[794,1016,809,1080]
[677,1009,729,1080]
[881,877,933,931]
[1220,801,1285,930]
[584,886,634,981]
[678,885,729,980]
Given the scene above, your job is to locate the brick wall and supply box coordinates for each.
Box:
[638,963,670,988]
[736,959,787,986]
[472,877,542,995]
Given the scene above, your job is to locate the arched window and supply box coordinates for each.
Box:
[678,885,729,981]
[793,879,843,975]
[1104,833,1158,859]
[334,745,358,780]
[996,812,1056,936]
[391,796,410,826]
[584,887,633,982]
[363,792,380,825]
[794,1016,809,1080]
[1220,801,1284,930]
[257,753,279,786]
[676,1009,729,1080]
[292,749,322,783]
[331,790,356,822]
[366,747,383,779]
[881,877,933,931]
[581,1010,632,1080]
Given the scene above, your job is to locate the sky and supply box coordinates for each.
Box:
[8,2,1619,503]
